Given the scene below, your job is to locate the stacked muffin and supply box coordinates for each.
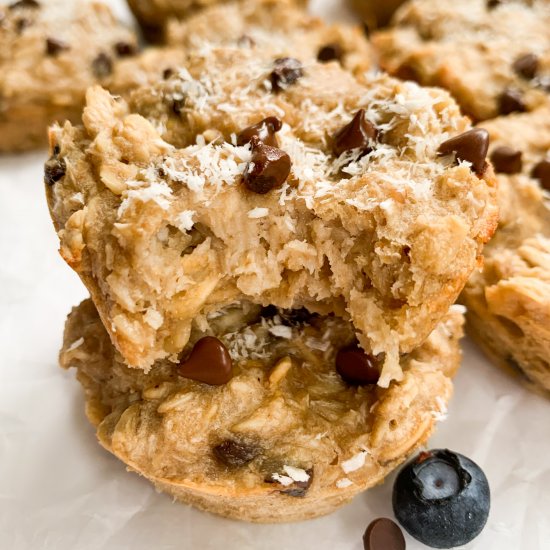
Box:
[37,0,503,521]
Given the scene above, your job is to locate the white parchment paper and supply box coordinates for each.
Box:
[1,1,550,548]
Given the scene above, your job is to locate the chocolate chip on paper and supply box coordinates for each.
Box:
[363,518,406,550]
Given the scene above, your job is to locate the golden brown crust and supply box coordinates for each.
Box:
[61,299,464,522]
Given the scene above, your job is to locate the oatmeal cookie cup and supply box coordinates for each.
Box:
[107,0,373,99]
[373,0,550,121]
[462,105,550,394]
[0,0,138,152]
[46,47,497,385]
[126,0,306,43]
[61,299,464,522]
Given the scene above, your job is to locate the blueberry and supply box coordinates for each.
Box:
[392,449,490,548]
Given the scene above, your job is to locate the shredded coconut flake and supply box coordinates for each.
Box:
[66,337,84,352]
[271,473,294,487]
[336,478,353,489]
[248,207,269,219]
[268,325,293,339]
[341,451,368,473]
[174,210,195,232]
[283,465,310,483]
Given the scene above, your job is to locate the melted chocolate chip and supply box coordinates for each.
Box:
[280,468,314,498]
[490,146,523,174]
[243,136,291,194]
[162,68,174,79]
[333,109,378,157]
[213,440,260,467]
[270,57,304,92]
[178,336,232,385]
[531,159,550,191]
[8,0,39,9]
[44,155,66,186]
[336,345,380,385]
[437,128,490,175]
[498,88,526,115]
[114,41,137,57]
[513,53,539,80]
[45,37,69,57]
[317,43,343,63]
[363,518,406,550]
[237,116,283,148]
[92,53,113,79]
[172,97,185,115]
[486,0,501,8]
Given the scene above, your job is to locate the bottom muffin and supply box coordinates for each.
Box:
[60,299,464,522]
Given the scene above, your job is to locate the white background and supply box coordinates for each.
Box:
[1,1,550,548]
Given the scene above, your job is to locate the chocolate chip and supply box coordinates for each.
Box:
[513,53,539,80]
[114,41,137,57]
[162,68,174,79]
[269,57,304,92]
[531,159,550,191]
[498,88,526,115]
[15,17,29,33]
[486,0,501,8]
[243,136,291,194]
[333,109,378,157]
[317,43,343,63]
[266,468,314,497]
[363,518,406,550]
[213,440,260,467]
[45,37,69,57]
[279,307,318,326]
[178,336,232,385]
[172,97,185,115]
[437,128,490,175]
[394,63,421,83]
[490,146,523,174]
[260,305,279,319]
[8,0,39,9]
[44,156,66,186]
[281,468,314,498]
[92,53,112,79]
[336,345,380,385]
[237,116,283,148]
